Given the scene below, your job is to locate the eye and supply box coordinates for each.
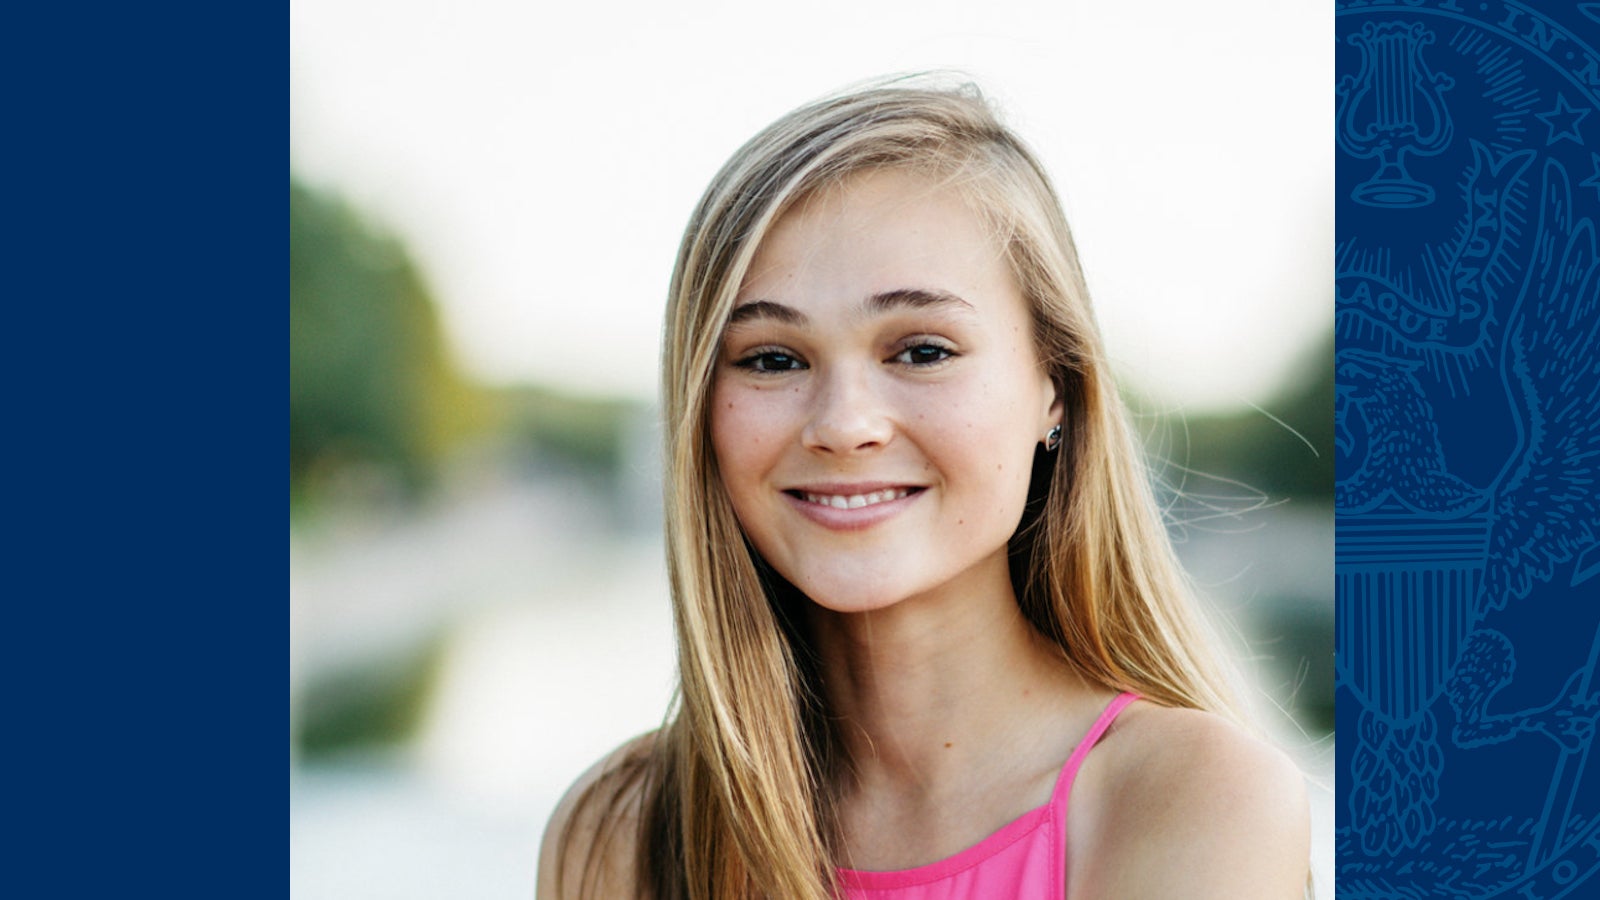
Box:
[892,342,956,366]
[733,348,807,372]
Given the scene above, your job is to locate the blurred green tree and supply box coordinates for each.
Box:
[290,178,484,509]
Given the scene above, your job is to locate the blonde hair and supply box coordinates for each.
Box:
[562,76,1250,900]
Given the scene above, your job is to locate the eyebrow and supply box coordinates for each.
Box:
[726,288,975,327]
[726,299,806,327]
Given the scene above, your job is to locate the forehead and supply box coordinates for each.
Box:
[737,168,1018,311]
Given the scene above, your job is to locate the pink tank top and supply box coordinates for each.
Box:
[836,691,1139,900]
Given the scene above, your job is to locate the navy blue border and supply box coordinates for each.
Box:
[1335,1,1600,896]
[12,7,278,894]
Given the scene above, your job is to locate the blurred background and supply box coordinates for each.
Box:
[290,0,1333,896]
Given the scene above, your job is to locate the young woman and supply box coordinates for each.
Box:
[538,80,1310,899]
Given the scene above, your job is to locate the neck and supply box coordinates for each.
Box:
[803,564,1088,800]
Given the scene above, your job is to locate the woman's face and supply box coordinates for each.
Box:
[710,168,1061,614]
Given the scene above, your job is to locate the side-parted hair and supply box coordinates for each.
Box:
[560,76,1250,900]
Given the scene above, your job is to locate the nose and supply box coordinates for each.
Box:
[801,366,894,454]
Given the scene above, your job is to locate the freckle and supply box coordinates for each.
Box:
[944,742,953,749]
[957,519,964,525]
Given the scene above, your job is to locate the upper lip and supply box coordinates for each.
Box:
[784,481,923,495]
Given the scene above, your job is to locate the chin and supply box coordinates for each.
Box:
[803,590,907,616]
[791,574,929,616]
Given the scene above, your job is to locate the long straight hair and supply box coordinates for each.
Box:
[563,77,1252,900]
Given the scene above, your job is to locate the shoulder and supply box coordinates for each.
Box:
[1069,701,1309,900]
[536,731,658,900]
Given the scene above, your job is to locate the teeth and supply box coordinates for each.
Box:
[802,488,910,509]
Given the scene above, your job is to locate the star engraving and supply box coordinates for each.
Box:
[1535,94,1589,146]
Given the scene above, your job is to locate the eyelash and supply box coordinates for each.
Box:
[730,340,958,373]
[892,340,956,366]
[733,347,806,372]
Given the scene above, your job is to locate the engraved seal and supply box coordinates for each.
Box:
[1335,2,1600,896]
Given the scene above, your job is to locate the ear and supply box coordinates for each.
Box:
[1039,370,1065,438]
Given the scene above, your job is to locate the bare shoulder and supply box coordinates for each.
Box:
[536,731,658,900]
[1071,702,1309,899]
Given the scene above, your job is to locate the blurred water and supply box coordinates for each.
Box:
[290,465,1333,898]
[292,756,547,899]
[292,462,677,898]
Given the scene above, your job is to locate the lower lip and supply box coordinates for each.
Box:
[783,489,923,532]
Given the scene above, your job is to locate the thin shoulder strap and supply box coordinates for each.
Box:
[1049,691,1140,806]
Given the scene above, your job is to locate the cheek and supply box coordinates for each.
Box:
[935,389,1040,500]
[940,370,1042,441]
[709,385,786,494]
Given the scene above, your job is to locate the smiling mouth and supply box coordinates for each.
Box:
[786,487,923,510]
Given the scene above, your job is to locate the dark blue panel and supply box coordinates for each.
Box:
[1335,1,1600,896]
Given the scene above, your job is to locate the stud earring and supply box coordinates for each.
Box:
[1045,424,1062,452]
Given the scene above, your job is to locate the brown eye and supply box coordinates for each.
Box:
[735,350,806,372]
[893,343,955,366]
